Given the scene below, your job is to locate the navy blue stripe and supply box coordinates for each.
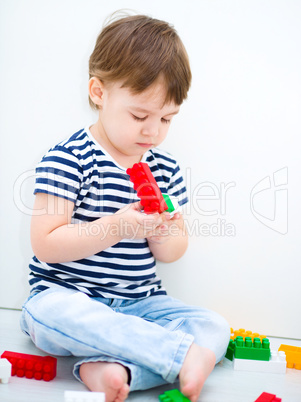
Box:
[72,210,117,221]
[151,150,175,165]
[179,196,189,206]
[76,198,136,214]
[47,258,155,273]
[169,174,183,188]
[42,154,80,171]
[29,280,167,299]
[29,276,82,292]
[66,128,85,142]
[36,167,80,183]
[35,178,78,194]
[154,163,174,175]
[112,241,148,249]
[30,263,156,282]
[170,186,187,198]
[94,250,153,260]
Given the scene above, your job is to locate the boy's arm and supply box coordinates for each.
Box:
[147,213,188,263]
[126,162,188,262]
[31,193,163,263]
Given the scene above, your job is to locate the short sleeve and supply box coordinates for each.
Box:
[34,145,83,203]
[167,163,188,207]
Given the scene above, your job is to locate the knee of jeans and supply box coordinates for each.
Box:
[20,310,30,336]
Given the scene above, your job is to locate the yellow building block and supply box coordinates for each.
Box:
[230,328,267,341]
[278,344,301,370]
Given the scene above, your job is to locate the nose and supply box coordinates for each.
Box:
[141,122,159,137]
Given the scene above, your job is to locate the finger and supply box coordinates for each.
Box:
[141,212,162,224]
[162,212,172,220]
[131,201,144,211]
[147,224,169,238]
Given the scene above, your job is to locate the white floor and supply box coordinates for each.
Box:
[0,309,300,402]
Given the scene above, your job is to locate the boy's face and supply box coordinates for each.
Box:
[94,79,180,167]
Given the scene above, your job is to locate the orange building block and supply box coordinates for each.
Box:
[230,328,267,342]
[278,344,301,369]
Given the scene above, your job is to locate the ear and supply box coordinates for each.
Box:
[88,77,105,108]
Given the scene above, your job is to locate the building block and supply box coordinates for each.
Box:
[162,194,181,215]
[0,358,12,384]
[234,336,270,361]
[233,351,286,373]
[225,339,235,361]
[127,162,168,214]
[226,331,270,361]
[1,351,57,381]
[254,392,282,402]
[278,344,301,369]
[64,390,105,402]
[230,327,267,341]
[158,389,190,401]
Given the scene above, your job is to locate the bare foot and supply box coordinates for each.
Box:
[79,361,130,402]
[179,343,216,402]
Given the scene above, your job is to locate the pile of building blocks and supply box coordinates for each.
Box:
[0,358,12,384]
[227,328,268,360]
[1,351,57,381]
[158,389,190,401]
[127,162,179,215]
[64,390,105,402]
[278,344,301,369]
[225,328,287,374]
[254,392,282,401]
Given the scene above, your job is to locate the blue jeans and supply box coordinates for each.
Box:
[20,287,230,391]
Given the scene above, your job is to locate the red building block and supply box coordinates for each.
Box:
[127,162,168,214]
[254,392,282,402]
[1,351,57,381]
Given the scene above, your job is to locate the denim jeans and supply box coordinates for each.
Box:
[20,287,230,391]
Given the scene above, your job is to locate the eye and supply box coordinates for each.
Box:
[132,114,147,122]
[161,118,171,124]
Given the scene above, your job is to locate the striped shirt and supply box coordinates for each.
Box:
[28,126,188,299]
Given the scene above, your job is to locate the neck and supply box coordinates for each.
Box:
[89,123,144,169]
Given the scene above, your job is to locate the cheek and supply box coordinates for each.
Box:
[160,126,170,139]
[110,119,136,143]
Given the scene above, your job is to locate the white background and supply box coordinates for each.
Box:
[0,0,300,339]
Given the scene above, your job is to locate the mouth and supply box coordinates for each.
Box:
[136,143,153,148]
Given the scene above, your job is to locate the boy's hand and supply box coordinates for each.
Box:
[146,211,182,245]
[114,201,164,240]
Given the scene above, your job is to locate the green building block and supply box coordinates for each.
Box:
[162,194,176,213]
[225,339,235,361]
[158,389,190,402]
[234,336,270,361]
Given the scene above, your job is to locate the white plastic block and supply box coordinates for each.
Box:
[168,196,181,217]
[64,390,105,402]
[233,351,286,374]
[0,358,12,384]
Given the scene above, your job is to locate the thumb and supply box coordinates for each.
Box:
[130,201,144,212]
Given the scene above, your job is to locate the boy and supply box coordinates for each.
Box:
[20,14,230,402]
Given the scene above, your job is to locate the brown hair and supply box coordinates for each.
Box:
[89,14,191,109]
